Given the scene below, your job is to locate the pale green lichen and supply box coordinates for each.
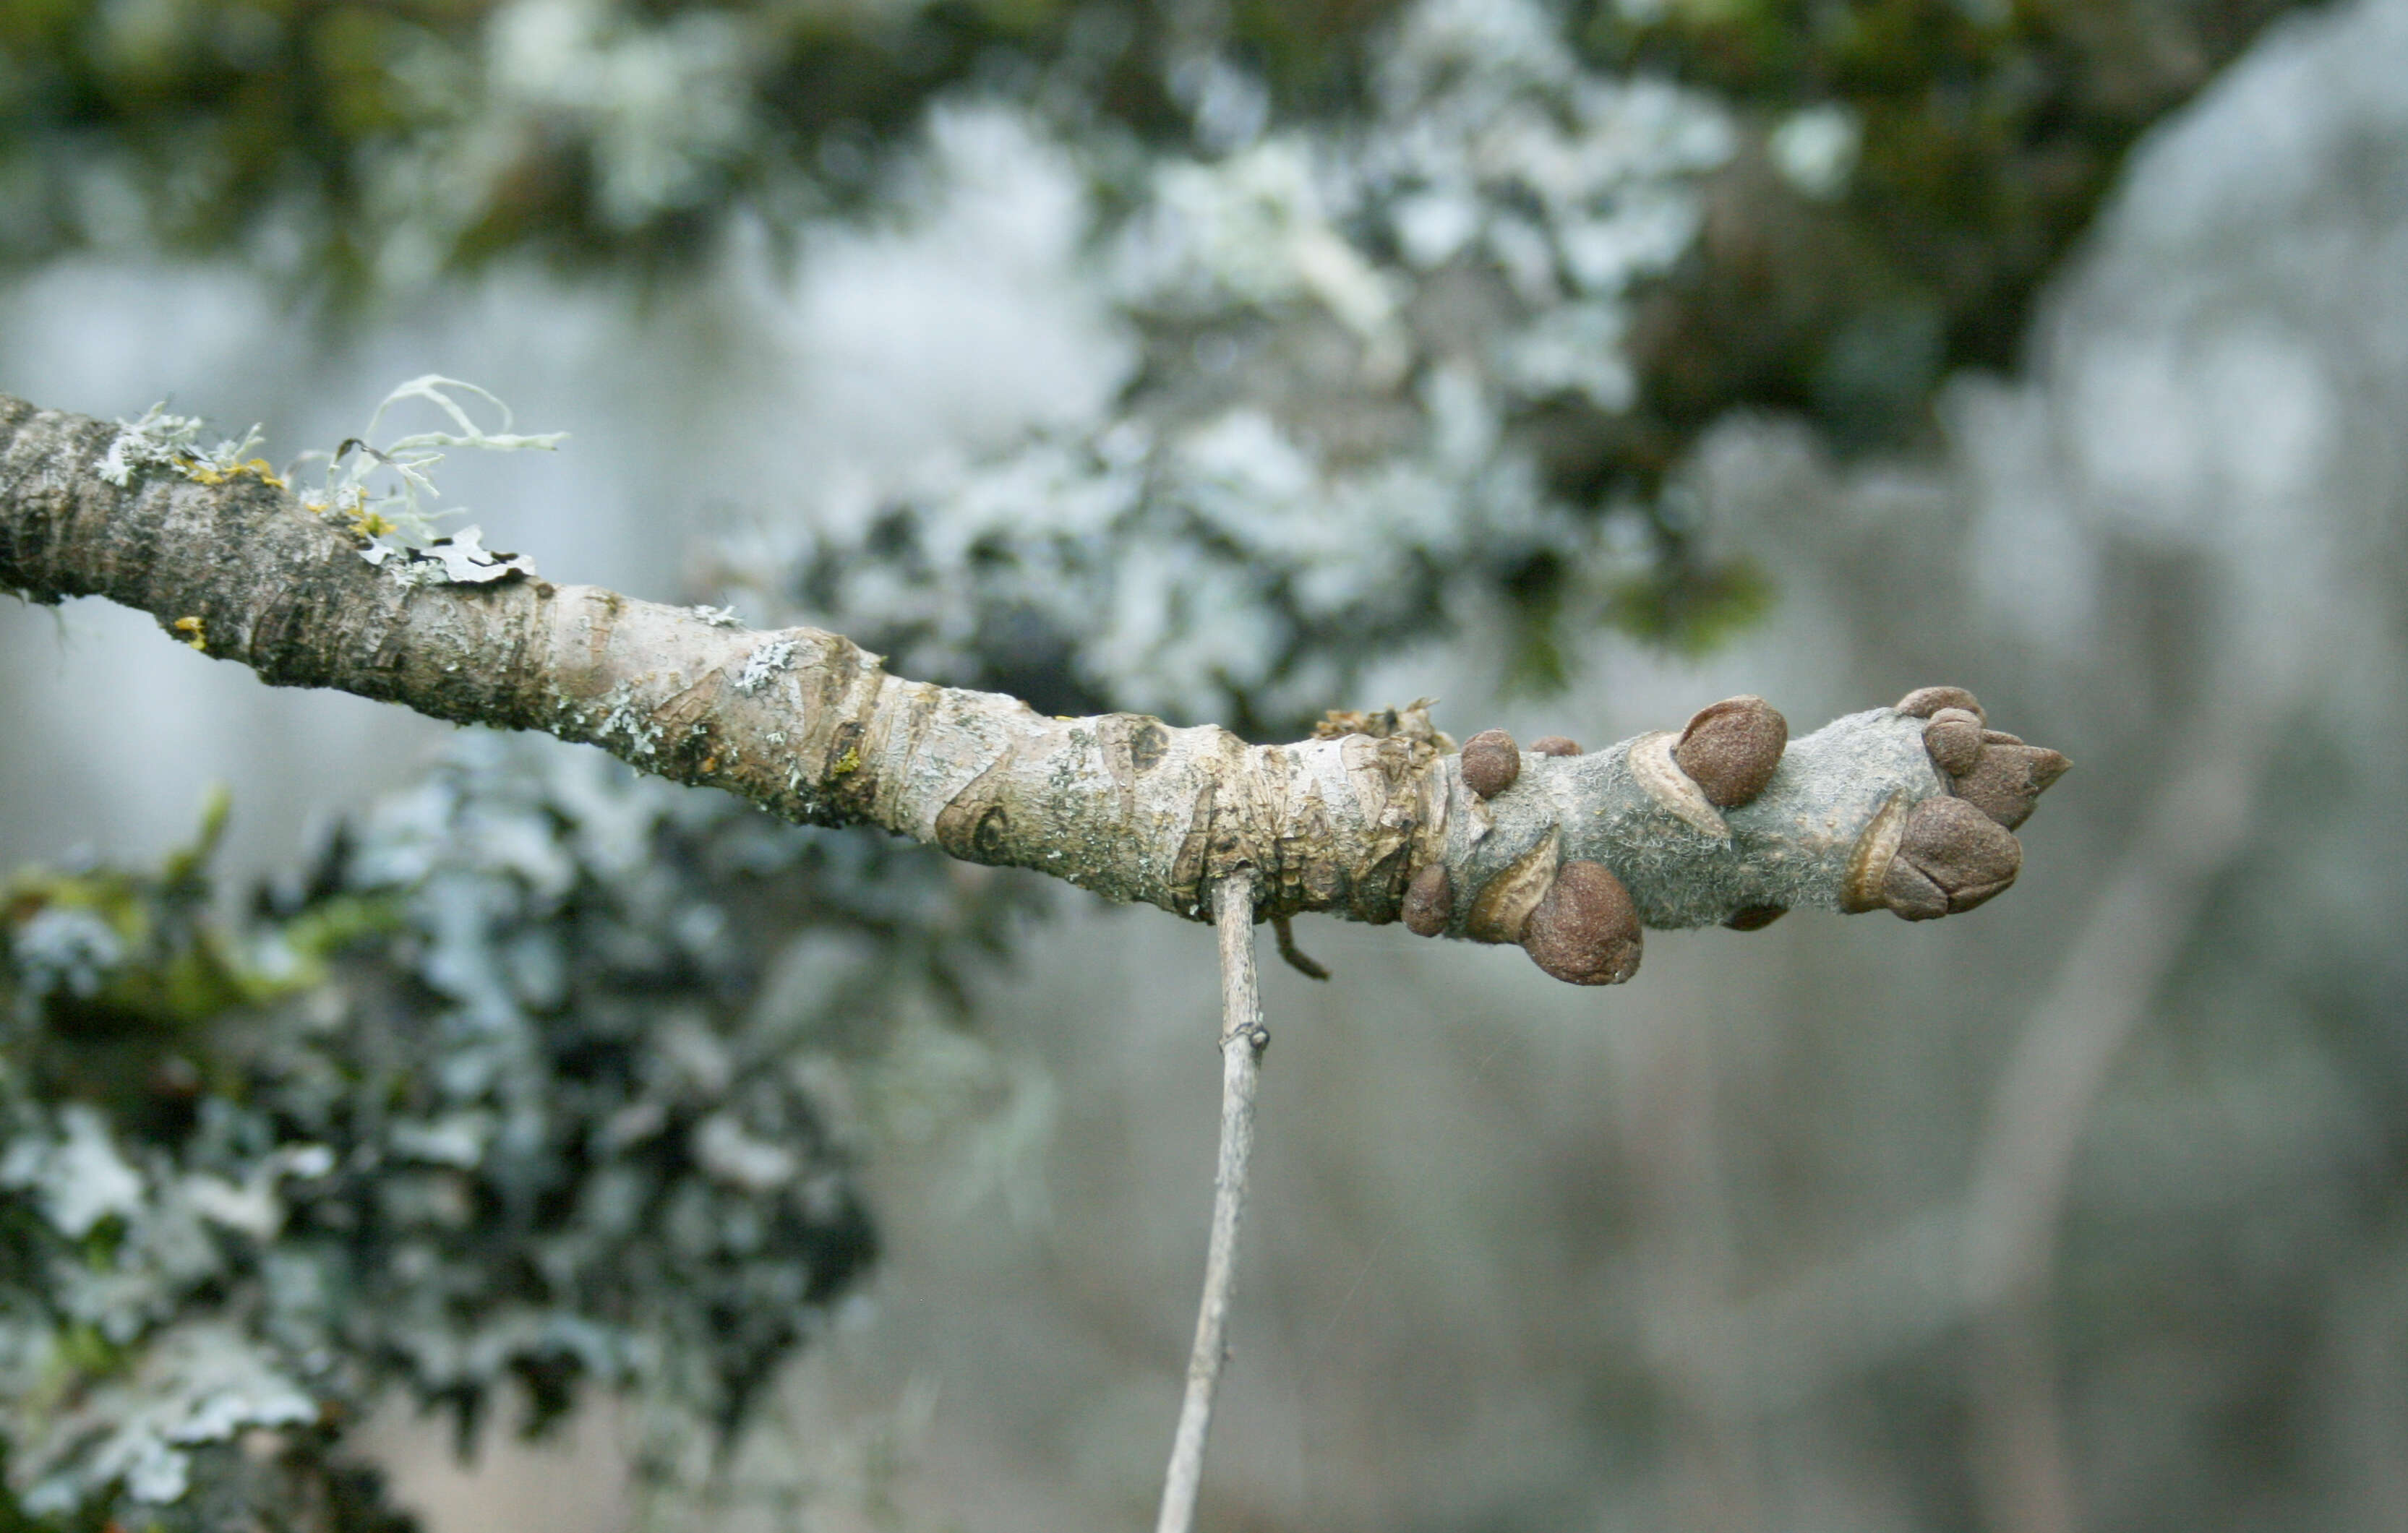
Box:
[294,375,560,585]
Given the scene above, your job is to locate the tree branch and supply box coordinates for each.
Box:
[0,392,2070,983]
[1155,877,1269,1533]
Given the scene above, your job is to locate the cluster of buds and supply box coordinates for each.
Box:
[1873,687,2070,920]
[1403,687,2069,987]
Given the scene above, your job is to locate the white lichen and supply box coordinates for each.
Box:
[0,1106,145,1238]
[4,733,928,1522]
[98,404,282,491]
[7,905,124,999]
[97,403,206,486]
[737,0,1736,727]
[1770,103,1862,202]
[484,0,757,230]
[596,682,664,757]
[734,637,797,695]
[14,1325,316,1513]
[381,527,538,587]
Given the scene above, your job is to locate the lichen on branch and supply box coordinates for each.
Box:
[0,391,2066,988]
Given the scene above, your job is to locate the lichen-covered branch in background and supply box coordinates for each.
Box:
[0,391,2068,989]
[0,734,912,1529]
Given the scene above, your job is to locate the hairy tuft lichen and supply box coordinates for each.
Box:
[294,376,557,586]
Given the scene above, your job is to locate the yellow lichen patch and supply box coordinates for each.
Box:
[181,457,286,489]
[830,746,862,776]
[171,616,207,652]
[299,490,391,539]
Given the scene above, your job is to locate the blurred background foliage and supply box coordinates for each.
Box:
[0,0,2307,690]
[11,0,2408,1531]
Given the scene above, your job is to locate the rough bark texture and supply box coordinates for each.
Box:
[0,392,2062,961]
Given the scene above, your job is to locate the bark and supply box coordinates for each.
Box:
[0,392,2062,971]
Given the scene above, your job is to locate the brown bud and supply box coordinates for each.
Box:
[1460,729,1521,799]
[1880,859,1950,922]
[1923,711,1985,776]
[1723,905,1787,932]
[1402,863,1452,937]
[1529,735,1583,757]
[1888,796,2021,918]
[1674,695,1788,809]
[1522,861,1642,985]
[1895,686,1985,721]
[1980,729,2024,746]
[1950,744,2072,830]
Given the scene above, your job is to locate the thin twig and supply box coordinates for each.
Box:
[1155,876,1269,1533]
[1271,914,1330,981]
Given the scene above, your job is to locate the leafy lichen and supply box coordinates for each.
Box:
[733,637,797,696]
[1,736,1033,1527]
[96,405,278,491]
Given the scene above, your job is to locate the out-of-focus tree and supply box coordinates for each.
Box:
[0,1,2300,1529]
